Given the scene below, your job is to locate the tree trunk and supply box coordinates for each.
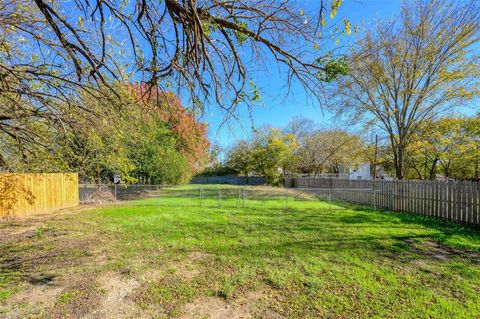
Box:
[428,158,438,180]
[393,144,405,180]
[0,153,5,166]
[412,164,422,180]
[442,161,451,178]
[389,134,405,180]
[373,134,378,179]
[475,145,479,180]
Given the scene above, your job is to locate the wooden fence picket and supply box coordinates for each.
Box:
[1,173,79,218]
[291,177,480,226]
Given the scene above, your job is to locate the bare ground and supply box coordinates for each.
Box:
[0,207,281,319]
[1,203,479,318]
[176,288,283,319]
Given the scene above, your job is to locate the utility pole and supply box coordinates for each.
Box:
[373,134,378,180]
[475,143,479,180]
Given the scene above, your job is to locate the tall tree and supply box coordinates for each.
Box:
[1,0,349,164]
[226,129,297,185]
[405,116,480,180]
[226,140,257,182]
[0,84,209,184]
[252,129,298,184]
[283,116,317,142]
[130,85,210,174]
[296,129,365,175]
[29,0,346,109]
[332,0,480,179]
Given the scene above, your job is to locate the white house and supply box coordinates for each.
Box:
[348,162,372,180]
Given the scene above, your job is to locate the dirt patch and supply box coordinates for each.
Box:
[135,251,212,285]
[420,241,455,260]
[286,189,329,201]
[0,225,40,244]
[172,252,212,280]
[0,232,103,278]
[0,218,46,244]
[3,284,63,318]
[81,189,117,204]
[0,209,113,318]
[409,240,480,263]
[176,290,282,319]
[44,277,101,319]
[91,273,141,319]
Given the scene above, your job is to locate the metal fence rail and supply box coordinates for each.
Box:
[290,187,378,208]
[79,184,373,210]
[79,181,480,226]
[289,178,480,226]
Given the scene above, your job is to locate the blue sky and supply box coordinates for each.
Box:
[204,0,403,149]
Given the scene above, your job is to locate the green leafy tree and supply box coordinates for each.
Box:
[251,129,298,185]
[128,116,191,184]
[1,0,351,171]
[405,116,480,180]
[296,130,366,175]
[0,84,136,181]
[1,84,206,184]
[226,141,257,183]
[331,0,480,179]
[226,129,298,185]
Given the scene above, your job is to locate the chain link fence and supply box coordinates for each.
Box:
[79,184,380,210]
[78,183,480,225]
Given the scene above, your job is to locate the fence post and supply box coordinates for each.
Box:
[285,187,288,209]
[329,188,332,210]
[218,187,222,208]
[243,187,246,208]
[114,184,117,200]
[390,182,394,211]
[199,185,202,207]
[237,187,240,208]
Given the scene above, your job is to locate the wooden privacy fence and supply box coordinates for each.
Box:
[0,173,79,218]
[290,178,480,226]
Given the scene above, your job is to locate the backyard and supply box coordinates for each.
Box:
[0,186,479,319]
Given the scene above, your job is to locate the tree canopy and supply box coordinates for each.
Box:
[296,129,366,176]
[224,123,369,184]
[405,116,480,180]
[1,0,347,119]
[0,84,209,184]
[227,128,297,185]
[331,0,480,179]
[1,0,349,176]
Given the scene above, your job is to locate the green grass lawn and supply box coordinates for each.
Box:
[1,185,479,318]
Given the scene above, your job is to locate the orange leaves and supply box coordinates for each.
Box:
[129,84,209,174]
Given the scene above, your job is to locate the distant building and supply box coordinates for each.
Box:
[292,162,393,180]
[346,162,393,180]
[348,162,372,180]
